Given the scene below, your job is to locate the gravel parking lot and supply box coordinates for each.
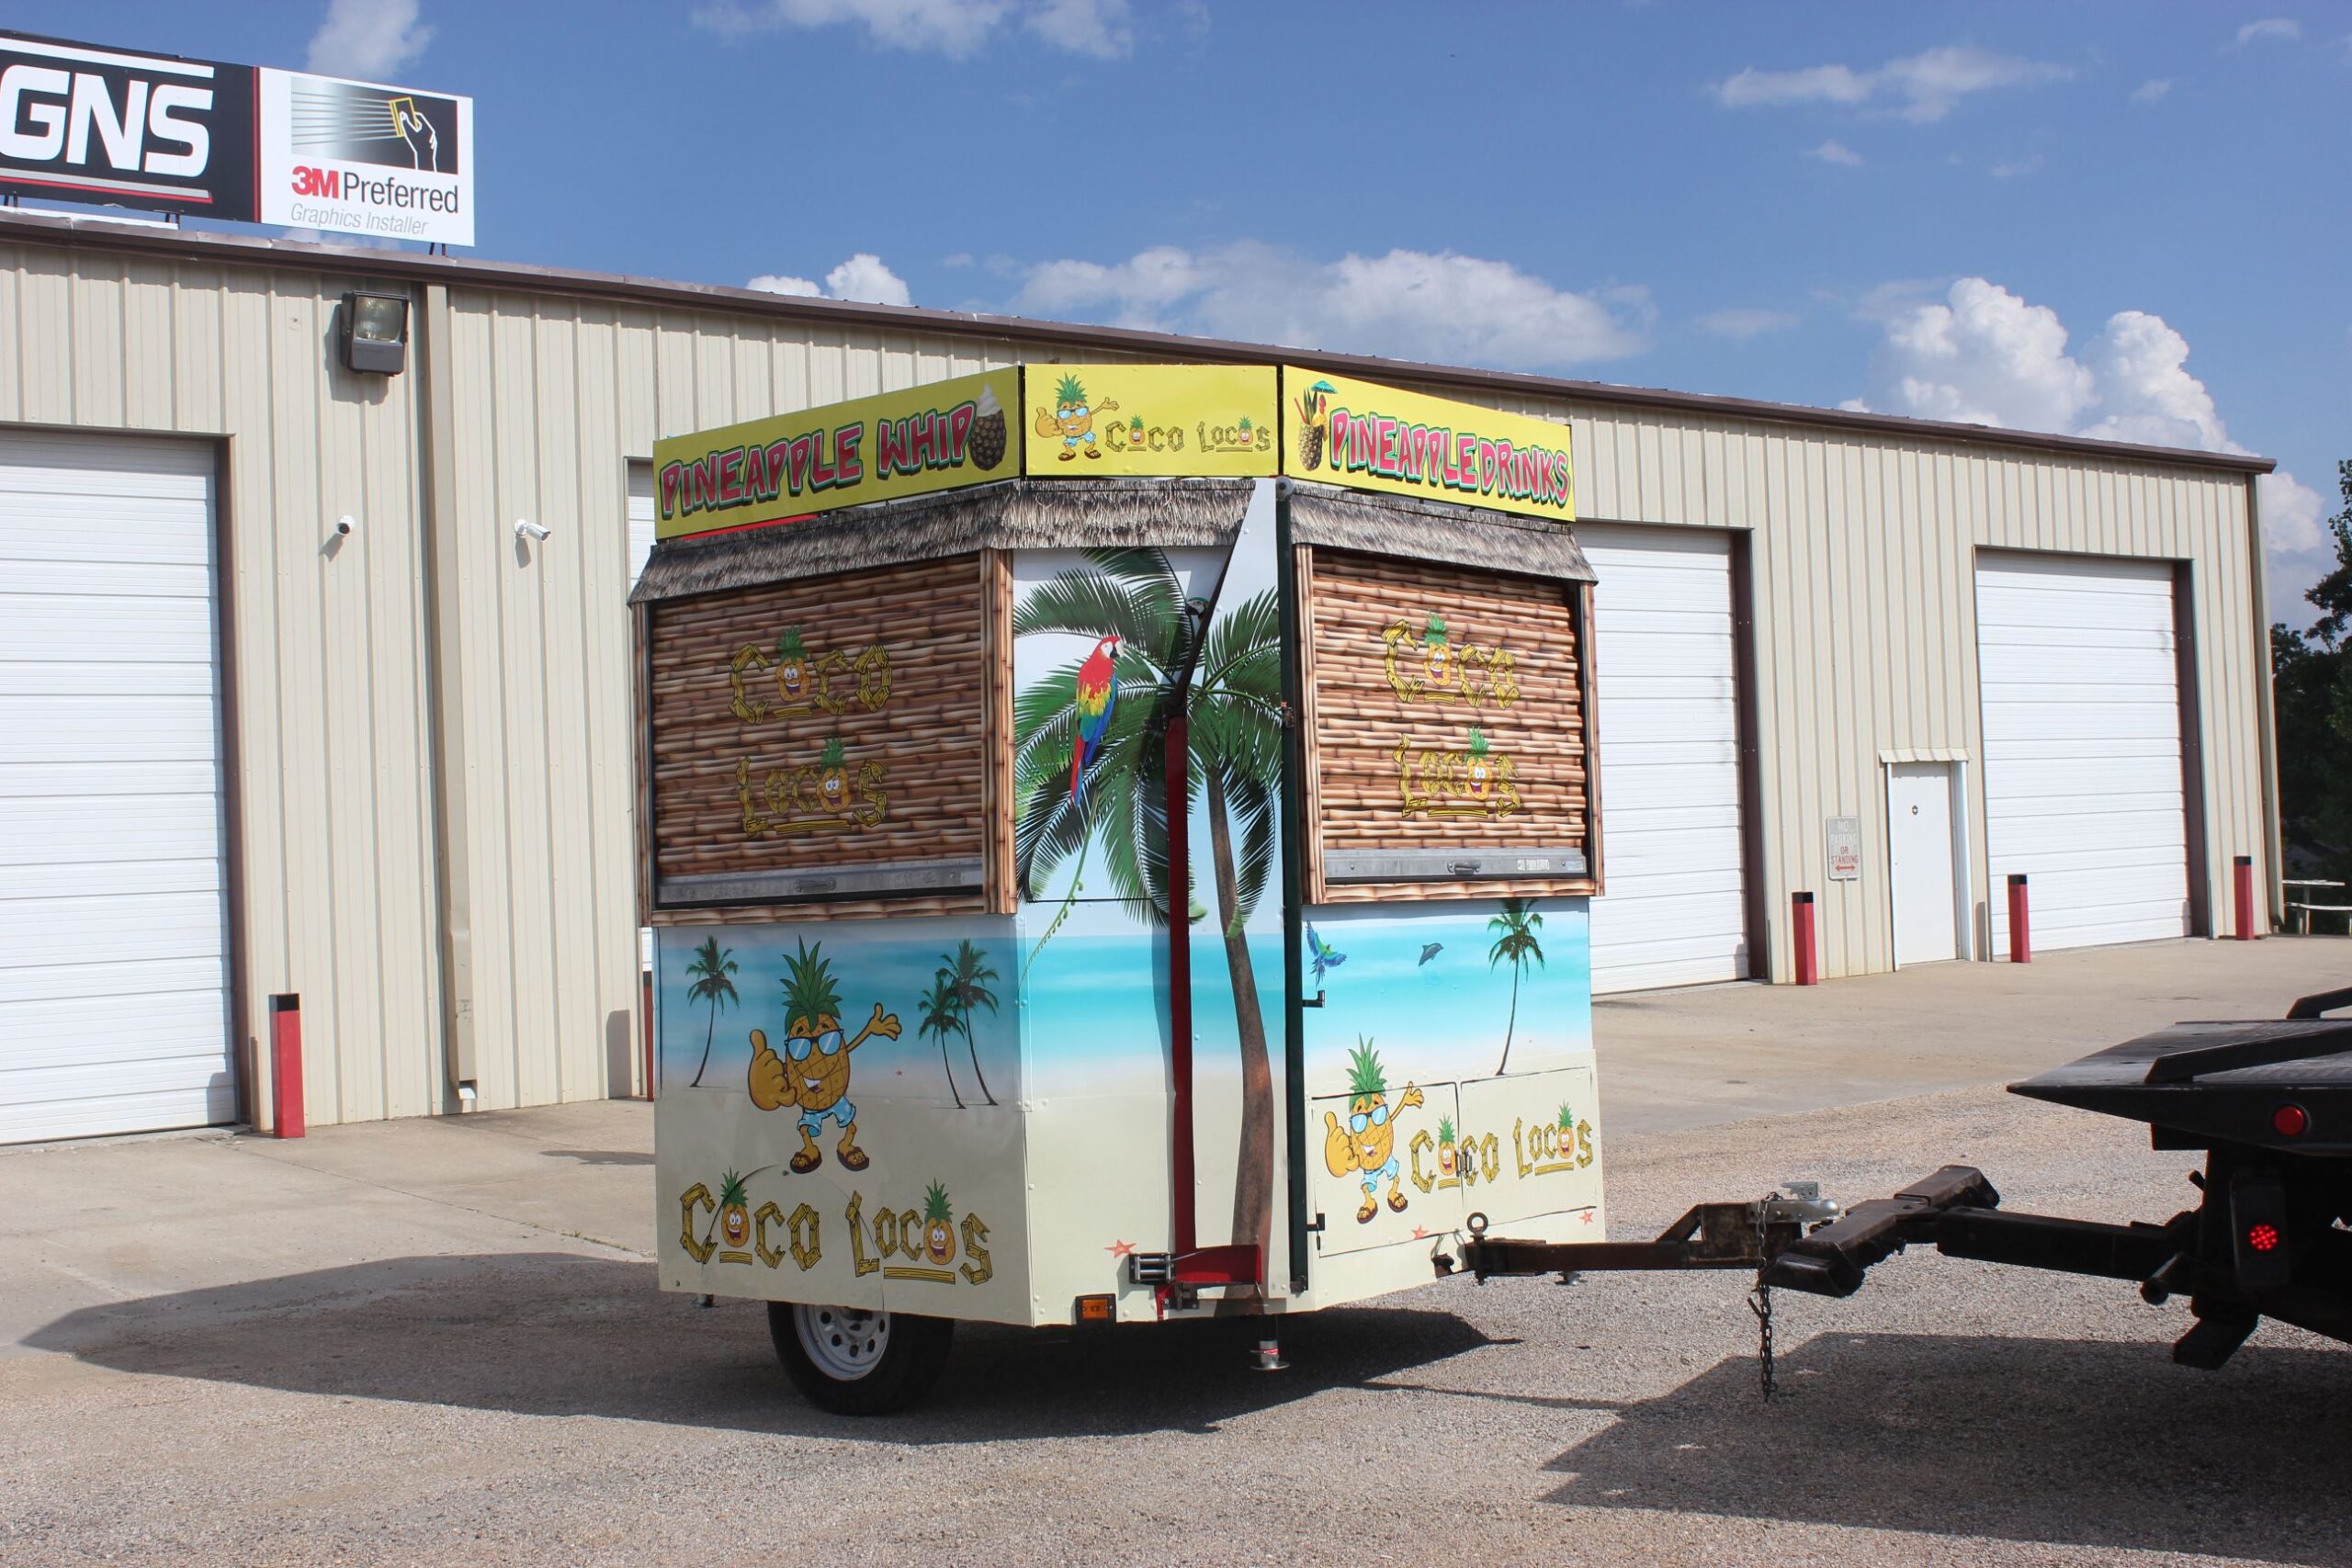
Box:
[5,943,2348,1567]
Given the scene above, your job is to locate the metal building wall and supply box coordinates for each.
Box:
[0,225,2274,1130]
[0,239,445,1126]
[1466,397,2268,982]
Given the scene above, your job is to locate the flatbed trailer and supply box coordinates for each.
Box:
[1453,986,2352,1373]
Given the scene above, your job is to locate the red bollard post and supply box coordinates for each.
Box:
[2007,874,2031,964]
[2233,855,2256,942]
[270,993,305,1139]
[1792,891,1819,986]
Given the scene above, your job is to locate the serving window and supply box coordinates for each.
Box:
[1298,547,1599,902]
[646,551,1008,915]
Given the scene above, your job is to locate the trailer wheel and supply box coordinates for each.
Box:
[768,1302,953,1415]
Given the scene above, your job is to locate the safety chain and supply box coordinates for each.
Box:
[1747,1277,1777,1401]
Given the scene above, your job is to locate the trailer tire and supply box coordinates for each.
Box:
[768,1302,953,1415]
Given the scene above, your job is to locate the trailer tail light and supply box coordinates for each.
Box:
[2246,1223,2279,1252]
[2228,1168,2290,1291]
[2272,1103,2309,1138]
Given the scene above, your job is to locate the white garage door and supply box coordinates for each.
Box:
[1976,554,2191,955]
[0,433,232,1144]
[1578,525,1748,992]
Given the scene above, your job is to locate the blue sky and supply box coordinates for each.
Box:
[28,2,2348,619]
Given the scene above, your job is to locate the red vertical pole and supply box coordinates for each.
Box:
[2007,874,2031,964]
[642,969,656,1099]
[1165,716,1195,1257]
[2233,855,2256,941]
[1791,892,1818,986]
[270,994,305,1139]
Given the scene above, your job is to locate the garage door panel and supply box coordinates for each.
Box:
[1977,555,2189,956]
[1580,525,1747,992]
[0,795,222,863]
[0,432,230,1144]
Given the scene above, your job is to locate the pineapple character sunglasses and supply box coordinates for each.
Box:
[1348,1105,1392,1134]
[784,1030,846,1061]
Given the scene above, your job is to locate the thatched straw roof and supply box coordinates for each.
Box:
[630,478,1257,604]
[1283,480,1595,583]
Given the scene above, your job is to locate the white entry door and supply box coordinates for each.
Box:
[0,432,232,1144]
[1888,762,1960,966]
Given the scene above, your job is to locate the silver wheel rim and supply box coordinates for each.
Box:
[794,1303,889,1382]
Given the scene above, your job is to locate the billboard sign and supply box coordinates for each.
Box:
[1019,363,1278,478]
[0,32,255,217]
[0,29,472,245]
[257,68,473,245]
[1283,367,1577,523]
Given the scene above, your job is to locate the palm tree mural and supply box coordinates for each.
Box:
[1488,898,1545,1076]
[1013,547,1285,1264]
[683,936,740,1089]
[915,974,965,1109]
[943,940,1001,1107]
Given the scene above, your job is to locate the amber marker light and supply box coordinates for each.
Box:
[1074,1294,1115,1324]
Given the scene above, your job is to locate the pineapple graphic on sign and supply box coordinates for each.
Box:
[1556,1102,1578,1163]
[716,1169,752,1248]
[776,626,809,699]
[818,736,849,813]
[748,937,901,1174]
[1034,373,1118,461]
[1422,613,1453,687]
[969,384,1008,470]
[1323,1038,1424,1224]
[1437,1115,1458,1178]
[921,1180,958,1265]
[1464,728,1495,799]
[1294,378,1334,470]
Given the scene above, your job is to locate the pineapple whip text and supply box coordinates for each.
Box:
[1325,405,1573,511]
[658,396,988,522]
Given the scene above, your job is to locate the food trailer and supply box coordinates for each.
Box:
[635,363,1608,1411]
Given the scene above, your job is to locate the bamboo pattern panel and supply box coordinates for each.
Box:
[1306,548,1591,898]
[648,554,988,901]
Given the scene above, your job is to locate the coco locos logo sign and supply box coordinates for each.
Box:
[0,29,472,246]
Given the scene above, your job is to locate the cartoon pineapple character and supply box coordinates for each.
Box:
[818,736,849,813]
[1422,613,1453,687]
[1129,414,1145,445]
[776,625,809,697]
[1557,1102,1578,1162]
[1437,1114,1458,1177]
[968,383,1007,469]
[1294,378,1334,470]
[1465,727,1493,797]
[747,937,902,1174]
[1323,1037,1425,1224]
[922,1180,957,1265]
[718,1169,751,1247]
[1035,372,1116,461]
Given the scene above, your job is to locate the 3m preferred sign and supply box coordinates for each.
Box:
[257,67,473,245]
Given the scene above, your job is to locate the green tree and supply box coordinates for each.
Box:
[944,939,1001,1106]
[683,937,739,1089]
[1488,898,1545,1076]
[2273,460,2352,883]
[915,974,965,1109]
[1013,548,1284,1262]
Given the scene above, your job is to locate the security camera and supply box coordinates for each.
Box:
[335,515,355,536]
[514,519,552,542]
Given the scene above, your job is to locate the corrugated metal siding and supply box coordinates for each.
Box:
[0,233,2275,1131]
[0,242,444,1126]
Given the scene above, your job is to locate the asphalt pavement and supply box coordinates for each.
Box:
[4,937,2348,1567]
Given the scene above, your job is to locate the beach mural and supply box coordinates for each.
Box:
[1011,480,1290,1277]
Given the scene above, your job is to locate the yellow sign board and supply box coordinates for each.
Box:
[1283,368,1576,522]
[653,367,1021,540]
[1021,363,1278,477]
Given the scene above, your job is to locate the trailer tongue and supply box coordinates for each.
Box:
[1452,987,2352,1373]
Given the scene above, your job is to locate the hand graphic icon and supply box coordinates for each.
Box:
[393,102,439,173]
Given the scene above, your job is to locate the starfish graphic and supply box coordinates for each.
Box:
[1411,1226,1430,1240]
[1580,1210,1597,1225]
[1105,1239,1136,1259]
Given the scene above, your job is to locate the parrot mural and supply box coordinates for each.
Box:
[1306,923,1348,987]
[1069,634,1121,812]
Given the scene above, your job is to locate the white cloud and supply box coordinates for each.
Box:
[1848,277,2325,571]
[1805,139,1864,166]
[1023,0,1132,59]
[746,253,912,307]
[1010,242,1649,371]
[693,0,1133,57]
[2131,78,2173,103]
[1698,308,1798,340]
[2233,17,2300,46]
[1989,152,2045,177]
[306,0,434,80]
[1716,45,2073,122]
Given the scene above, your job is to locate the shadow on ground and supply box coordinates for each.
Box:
[1532,1330,2352,1565]
[23,1252,1487,1441]
[538,1148,656,1166]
